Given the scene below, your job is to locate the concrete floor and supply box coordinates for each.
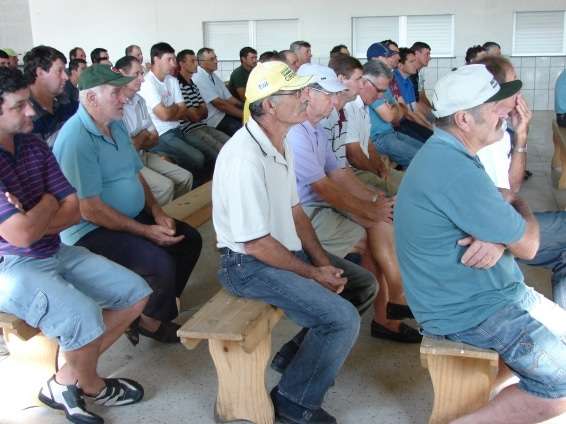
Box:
[0,111,563,424]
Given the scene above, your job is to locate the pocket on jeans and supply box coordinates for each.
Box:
[24,290,49,328]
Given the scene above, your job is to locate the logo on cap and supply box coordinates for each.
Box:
[257,80,269,91]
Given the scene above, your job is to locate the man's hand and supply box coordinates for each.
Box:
[311,265,347,294]
[143,224,184,246]
[499,188,516,204]
[510,94,532,139]
[458,236,505,269]
[367,195,395,224]
[152,205,176,231]
[375,155,389,178]
[5,192,24,211]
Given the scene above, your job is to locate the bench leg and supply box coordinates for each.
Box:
[552,131,562,170]
[555,132,566,189]
[209,334,274,424]
[423,353,498,424]
[3,330,58,409]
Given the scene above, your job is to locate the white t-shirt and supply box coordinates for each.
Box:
[476,130,512,190]
[320,108,347,168]
[213,118,302,254]
[122,94,156,136]
[343,96,371,160]
[192,66,232,128]
[138,71,183,136]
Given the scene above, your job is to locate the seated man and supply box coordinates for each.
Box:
[69,47,86,61]
[139,42,218,186]
[90,48,111,65]
[53,65,203,344]
[116,55,193,206]
[0,50,10,68]
[556,69,566,127]
[290,40,312,67]
[193,47,243,136]
[23,46,77,146]
[176,49,229,152]
[278,49,299,71]
[63,58,87,105]
[477,55,566,309]
[289,63,420,342]
[465,45,487,64]
[228,46,257,102]
[214,61,376,424]
[395,65,566,423]
[0,67,150,424]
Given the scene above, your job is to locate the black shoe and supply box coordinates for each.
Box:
[125,318,140,346]
[84,378,144,407]
[270,387,337,424]
[386,302,414,320]
[38,376,103,424]
[371,321,422,343]
[138,321,180,343]
[524,170,533,180]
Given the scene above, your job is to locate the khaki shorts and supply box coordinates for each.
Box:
[354,168,403,196]
[302,202,365,258]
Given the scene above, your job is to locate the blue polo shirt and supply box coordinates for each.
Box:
[555,69,566,114]
[369,89,395,139]
[394,128,528,335]
[53,105,144,245]
[394,69,417,108]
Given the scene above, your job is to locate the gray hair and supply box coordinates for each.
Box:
[434,103,485,130]
[290,41,311,53]
[363,60,392,80]
[78,86,104,105]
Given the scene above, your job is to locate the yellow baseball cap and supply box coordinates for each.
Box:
[243,61,312,123]
[2,48,17,57]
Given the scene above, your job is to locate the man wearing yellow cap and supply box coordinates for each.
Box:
[212,61,376,424]
[2,48,18,70]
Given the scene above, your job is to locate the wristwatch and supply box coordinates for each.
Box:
[513,145,527,153]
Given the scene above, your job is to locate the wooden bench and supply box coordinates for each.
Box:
[163,180,212,228]
[0,312,59,408]
[420,336,499,424]
[178,289,284,424]
[551,120,566,188]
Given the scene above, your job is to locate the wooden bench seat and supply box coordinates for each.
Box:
[551,120,566,188]
[420,336,499,424]
[178,289,284,424]
[163,180,212,227]
[0,313,59,408]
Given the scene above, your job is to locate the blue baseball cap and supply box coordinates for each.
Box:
[366,43,394,60]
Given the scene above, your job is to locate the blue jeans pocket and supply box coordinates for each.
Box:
[24,290,49,328]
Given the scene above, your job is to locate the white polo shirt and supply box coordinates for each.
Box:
[212,118,302,254]
[344,95,371,159]
[192,66,232,128]
[476,131,512,190]
[139,71,183,135]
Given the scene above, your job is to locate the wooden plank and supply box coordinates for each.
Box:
[0,312,22,329]
[420,336,498,361]
[178,290,281,342]
[163,181,212,226]
[0,312,40,340]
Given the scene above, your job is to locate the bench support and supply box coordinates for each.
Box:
[420,336,499,424]
[3,328,58,409]
[210,334,274,424]
[552,120,566,188]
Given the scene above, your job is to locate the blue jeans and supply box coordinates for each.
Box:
[373,130,422,167]
[444,288,566,399]
[519,211,566,308]
[218,250,374,409]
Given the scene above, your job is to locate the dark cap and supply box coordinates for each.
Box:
[78,64,134,90]
[366,43,394,60]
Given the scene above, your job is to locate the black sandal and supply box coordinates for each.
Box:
[138,321,180,343]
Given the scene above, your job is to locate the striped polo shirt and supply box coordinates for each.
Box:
[0,134,76,258]
[177,74,206,135]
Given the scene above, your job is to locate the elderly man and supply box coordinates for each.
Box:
[23,46,77,146]
[395,64,566,423]
[279,50,300,71]
[290,40,312,67]
[0,67,150,424]
[69,47,86,62]
[53,65,202,344]
[116,55,192,205]
[193,47,243,136]
[213,61,376,424]
[288,63,419,342]
[125,44,144,64]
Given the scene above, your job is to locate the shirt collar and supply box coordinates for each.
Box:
[353,95,364,109]
[77,104,121,139]
[246,118,288,166]
[433,127,484,166]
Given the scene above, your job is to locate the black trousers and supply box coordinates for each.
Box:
[397,118,433,143]
[76,211,202,322]
[558,113,566,128]
[216,114,242,137]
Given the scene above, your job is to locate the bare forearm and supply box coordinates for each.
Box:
[140,174,160,216]
[46,196,80,234]
[330,169,374,200]
[292,205,330,267]
[212,100,243,119]
[508,196,539,259]
[80,200,146,236]
[508,133,528,193]
[347,144,374,172]
[312,177,372,220]
[245,235,317,279]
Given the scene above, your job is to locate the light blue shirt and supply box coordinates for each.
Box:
[369,89,395,139]
[287,120,339,204]
[394,128,528,335]
[555,69,566,114]
[53,105,144,245]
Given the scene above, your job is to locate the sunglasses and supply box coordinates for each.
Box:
[363,77,387,93]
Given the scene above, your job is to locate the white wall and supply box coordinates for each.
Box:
[0,0,33,60]
[23,0,566,110]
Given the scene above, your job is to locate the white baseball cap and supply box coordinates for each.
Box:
[431,64,522,118]
[297,63,347,93]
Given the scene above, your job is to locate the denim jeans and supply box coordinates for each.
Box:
[373,130,422,167]
[215,114,242,137]
[397,119,433,143]
[218,250,375,409]
[519,211,566,308]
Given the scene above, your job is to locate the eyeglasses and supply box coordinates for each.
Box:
[273,89,303,97]
[363,77,387,93]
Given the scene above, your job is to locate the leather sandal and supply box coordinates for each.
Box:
[386,302,415,320]
[138,321,180,343]
[371,321,422,343]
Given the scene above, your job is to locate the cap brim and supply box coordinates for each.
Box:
[280,74,313,91]
[107,75,136,87]
[318,79,347,93]
[486,79,522,103]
